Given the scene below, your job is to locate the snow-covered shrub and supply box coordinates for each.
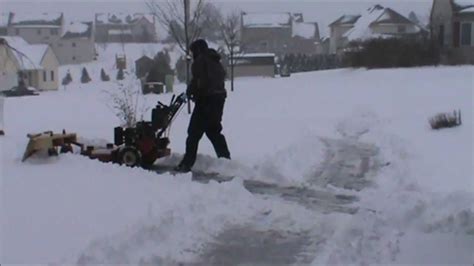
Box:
[100,68,110,82]
[429,110,462,130]
[81,67,92,83]
[62,71,72,85]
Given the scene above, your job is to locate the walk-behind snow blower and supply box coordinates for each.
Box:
[83,92,187,167]
[22,93,187,168]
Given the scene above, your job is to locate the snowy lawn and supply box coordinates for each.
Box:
[1,66,473,264]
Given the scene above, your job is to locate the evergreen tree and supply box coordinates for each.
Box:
[81,67,91,83]
[62,71,72,86]
[101,68,110,82]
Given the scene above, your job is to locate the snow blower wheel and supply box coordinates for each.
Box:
[119,147,141,167]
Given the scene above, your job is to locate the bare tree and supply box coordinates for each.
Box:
[147,0,206,113]
[219,11,241,92]
[104,78,149,128]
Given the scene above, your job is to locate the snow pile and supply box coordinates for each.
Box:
[454,0,474,8]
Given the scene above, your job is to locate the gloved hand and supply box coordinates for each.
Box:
[186,86,194,101]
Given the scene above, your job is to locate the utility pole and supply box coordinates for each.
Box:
[184,0,191,114]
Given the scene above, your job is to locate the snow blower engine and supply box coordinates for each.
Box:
[108,93,187,167]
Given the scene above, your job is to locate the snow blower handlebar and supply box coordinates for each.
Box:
[154,92,187,138]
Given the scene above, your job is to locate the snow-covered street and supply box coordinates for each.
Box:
[1,66,473,264]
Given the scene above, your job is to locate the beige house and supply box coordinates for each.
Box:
[329,5,426,55]
[7,12,64,45]
[52,21,96,65]
[0,36,59,91]
[431,0,474,64]
[241,12,321,56]
[95,13,157,43]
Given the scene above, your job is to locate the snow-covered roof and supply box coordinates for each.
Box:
[62,22,93,39]
[108,29,132,35]
[329,15,361,26]
[293,22,317,39]
[95,13,154,25]
[237,53,275,58]
[454,0,474,12]
[10,12,63,27]
[344,5,421,41]
[0,36,48,70]
[0,13,10,27]
[242,12,292,28]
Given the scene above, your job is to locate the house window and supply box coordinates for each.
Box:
[72,56,76,61]
[72,42,76,47]
[37,29,42,35]
[439,25,445,46]
[50,28,58,35]
[15,28,20,35]
[43,71,47,82]
[260,41,268,51]
[0,28,6,35]
[397,25,406,33]
[51,71,54,81]
[461,23,472,46]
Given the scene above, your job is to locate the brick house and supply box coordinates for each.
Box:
[95,13,157,43]
[240,12,321,56]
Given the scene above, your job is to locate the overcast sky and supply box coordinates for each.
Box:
[0,0,433,37]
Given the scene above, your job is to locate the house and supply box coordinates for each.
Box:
[0,13,10,36]
[7,12,64,44]
[227,53,276,78]
[0,36,59,91]
[240,12,322,56]
[329,5,427,55]
[95,13,157,43]
[51,21,96,65]
[431,0,474,64]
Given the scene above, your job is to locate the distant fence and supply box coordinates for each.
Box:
[279,54,342,74]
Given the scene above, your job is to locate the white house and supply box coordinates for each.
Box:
[7,12,64,45]
[52,21,96,65]
[0,36,59,91]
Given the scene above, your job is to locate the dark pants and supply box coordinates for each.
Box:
[180,95,231,168]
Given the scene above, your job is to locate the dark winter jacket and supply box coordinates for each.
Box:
[187,48,227,102]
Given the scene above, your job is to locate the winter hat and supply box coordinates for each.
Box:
[190,39,208,59]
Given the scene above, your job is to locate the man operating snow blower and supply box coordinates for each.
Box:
[174,39,231,173]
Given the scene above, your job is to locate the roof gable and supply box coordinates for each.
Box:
[0,36,49,70]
